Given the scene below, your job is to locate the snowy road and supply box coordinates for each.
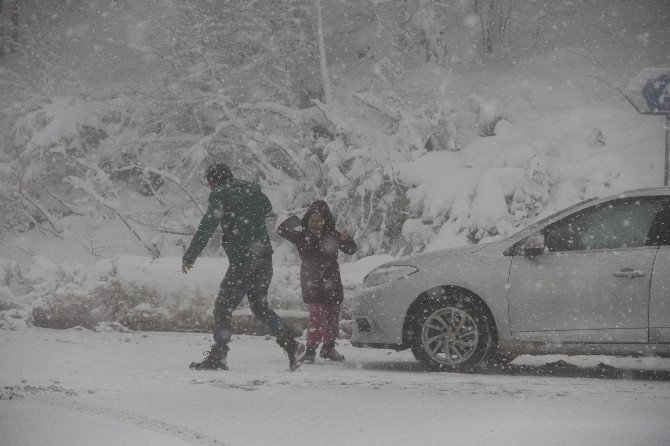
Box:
[1,328,670,446]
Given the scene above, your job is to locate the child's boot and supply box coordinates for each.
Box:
[319,343,345,362]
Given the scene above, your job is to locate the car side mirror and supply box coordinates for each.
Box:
[504,232,546,256]
[521,232,545,256]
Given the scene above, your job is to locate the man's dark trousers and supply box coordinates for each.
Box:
[211,255,290,355]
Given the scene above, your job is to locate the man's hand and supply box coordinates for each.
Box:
[339,229,351,240]
[181,261,193,274]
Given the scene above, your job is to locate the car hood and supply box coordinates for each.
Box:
[383,244,488,268]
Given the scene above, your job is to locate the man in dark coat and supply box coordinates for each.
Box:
[182,162,305,371]
[278,200,357,362]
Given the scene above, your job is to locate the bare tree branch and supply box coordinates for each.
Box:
[11,188,63,233]
[42,188,85,216]
[116,164,206,216]
[351,91,402,122]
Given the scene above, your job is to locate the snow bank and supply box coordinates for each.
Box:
[397,104,661,252]
[0,254,387,331]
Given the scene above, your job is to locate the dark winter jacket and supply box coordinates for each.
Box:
[183,179,274,266]
[277,200,357,304]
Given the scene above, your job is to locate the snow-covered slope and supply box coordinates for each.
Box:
[0,0,668,330]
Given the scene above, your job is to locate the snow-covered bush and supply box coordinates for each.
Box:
[33,282,212,332]
[0,252,394,331]
[9,97,108,186]
[285,134,409,256]
[20,256,203,330]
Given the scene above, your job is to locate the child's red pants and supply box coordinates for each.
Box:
[306,302,341,349]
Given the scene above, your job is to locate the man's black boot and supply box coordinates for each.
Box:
[190,347,228,370]
[277,336,306,371]
[303,347,317,364]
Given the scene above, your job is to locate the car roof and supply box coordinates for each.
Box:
[506,186,670,241]
[613,186,670,198]
[561,187,670,213]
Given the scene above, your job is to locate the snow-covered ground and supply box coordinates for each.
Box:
[2,328,670,446]
[1,2,669,444]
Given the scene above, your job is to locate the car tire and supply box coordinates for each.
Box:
[410,297,494,372]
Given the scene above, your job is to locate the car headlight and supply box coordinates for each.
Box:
[363,265,419,288]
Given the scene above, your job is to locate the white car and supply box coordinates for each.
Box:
[351,187,670,372]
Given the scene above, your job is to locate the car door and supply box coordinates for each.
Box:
[650,201,670,343]
[508,196,665,343]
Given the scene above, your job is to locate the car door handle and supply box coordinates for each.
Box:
[612,268,647,279]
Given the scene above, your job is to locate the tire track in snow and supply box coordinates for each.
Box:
[3,385,228,446]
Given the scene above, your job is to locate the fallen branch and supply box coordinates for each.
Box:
[115,164,205,216]
[42,188,85,216]
[12,205,63,239]
[140,170,167,207]
[11,188,63,233]
[236,102,332,130]
[351,91,402,122]
[71,157,114,190]
[66,176,145,245]
[130,219,195,236]
[310,99,354,136]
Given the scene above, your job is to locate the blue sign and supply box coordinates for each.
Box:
[642,74,670,112]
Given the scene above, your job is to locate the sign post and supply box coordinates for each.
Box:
[624,68,670,186]
[666,114,669,186]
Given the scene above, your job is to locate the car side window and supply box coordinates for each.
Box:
[648,199,670,246]
[542,198,662,252]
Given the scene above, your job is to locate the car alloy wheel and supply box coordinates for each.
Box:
[410,297,493,372]
[421,307,479,366]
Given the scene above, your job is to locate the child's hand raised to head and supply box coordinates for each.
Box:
[339,229,351,240]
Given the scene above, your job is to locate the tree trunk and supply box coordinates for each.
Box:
[0,0,4,57]
[476,0,495,54]
[10,0,19,44]
[315,0,332,103]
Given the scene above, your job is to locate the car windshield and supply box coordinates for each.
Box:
[506,197,598,239]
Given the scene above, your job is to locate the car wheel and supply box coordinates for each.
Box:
[410,298,493,372]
